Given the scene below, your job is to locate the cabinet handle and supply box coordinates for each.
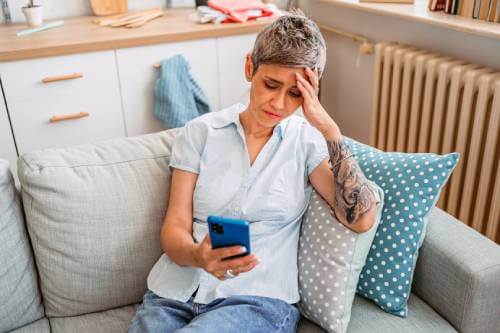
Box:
[49,112,89,123]
[42,73,83,83]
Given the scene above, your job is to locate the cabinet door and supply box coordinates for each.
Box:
[217,34,258,109]
[0,51,125,154]
[116,38,219,136]
[0,95,18,174]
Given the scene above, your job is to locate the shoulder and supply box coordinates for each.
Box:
[285,114,324,142]
[285,114,328,164]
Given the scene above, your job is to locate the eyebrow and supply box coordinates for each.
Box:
[263,76,299,89]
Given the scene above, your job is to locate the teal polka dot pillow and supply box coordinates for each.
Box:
[343,138,459,317]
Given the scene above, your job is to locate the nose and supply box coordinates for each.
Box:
[270,90,286,111]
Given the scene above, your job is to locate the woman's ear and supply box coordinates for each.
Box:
[244,53,253,82]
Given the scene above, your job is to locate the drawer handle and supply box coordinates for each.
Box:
[42,73,83,84]
[50,112,89,123]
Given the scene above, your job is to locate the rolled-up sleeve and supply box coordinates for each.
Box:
[304,124,329,176]
[169,120,206,174]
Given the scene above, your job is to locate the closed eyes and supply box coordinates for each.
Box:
[264,82,302,98]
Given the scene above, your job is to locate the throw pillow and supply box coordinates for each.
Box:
[298,184,385,333]
[344,137,459,317]
[0,159,45,331]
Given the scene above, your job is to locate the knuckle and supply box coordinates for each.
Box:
[243,259,254,266]
[245,256,256,264]
[241,266,252,273]
[235,259,247,267]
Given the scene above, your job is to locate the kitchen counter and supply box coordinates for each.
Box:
[0,8,274,62]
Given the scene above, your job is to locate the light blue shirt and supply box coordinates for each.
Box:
[147,102,330,304]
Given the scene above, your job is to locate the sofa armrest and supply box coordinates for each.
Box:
[413,207,500,333]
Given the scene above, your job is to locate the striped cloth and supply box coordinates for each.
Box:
[154,54,212,129]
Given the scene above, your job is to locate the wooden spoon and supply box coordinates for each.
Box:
[125,11,164,28]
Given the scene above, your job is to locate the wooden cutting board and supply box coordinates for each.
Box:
[90,0,128,16]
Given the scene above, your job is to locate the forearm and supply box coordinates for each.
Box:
[326,135,377,226]
[160,223,199,268]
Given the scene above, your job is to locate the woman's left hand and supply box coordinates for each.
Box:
[296,68,341,142]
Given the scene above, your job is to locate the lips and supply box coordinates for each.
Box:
[263,110,281,119]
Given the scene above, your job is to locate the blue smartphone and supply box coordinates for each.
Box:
[207,215,251,259]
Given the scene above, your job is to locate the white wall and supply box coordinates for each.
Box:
[300,0,500,144]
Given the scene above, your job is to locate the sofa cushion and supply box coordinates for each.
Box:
[50,304,138,333]
[0,160,45,332]
[347,294,456,332]
[10,318,50,333]
[297,294,457,333]
[18,130,181,317]
[297,186,384,333]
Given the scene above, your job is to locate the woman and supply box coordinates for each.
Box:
[129,10,381,333]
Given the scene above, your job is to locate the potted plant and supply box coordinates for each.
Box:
[22,0,43,26]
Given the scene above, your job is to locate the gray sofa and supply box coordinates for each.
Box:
[1,128,499,333]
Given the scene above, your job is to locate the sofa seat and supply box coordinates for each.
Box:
[10,318,50,333]
[21,292,455,333]
[299,293,457,333]
[48,304,139,333]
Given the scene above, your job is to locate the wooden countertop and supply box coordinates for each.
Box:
[0,9,273,62]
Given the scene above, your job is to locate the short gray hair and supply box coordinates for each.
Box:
[251,9,327,79]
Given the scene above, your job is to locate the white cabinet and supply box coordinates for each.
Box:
[116,38,219,136]
[0,51,125,154]
[0,33,259,154]
[216,33,257,109]
[0,95,18,173]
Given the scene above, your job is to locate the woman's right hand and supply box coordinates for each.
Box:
[192,234,260,281]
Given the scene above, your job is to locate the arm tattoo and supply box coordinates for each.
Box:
[327,139,376,224]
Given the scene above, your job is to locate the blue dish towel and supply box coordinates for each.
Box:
[154,54,212,129]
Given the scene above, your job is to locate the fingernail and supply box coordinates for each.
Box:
[241,247,247,253]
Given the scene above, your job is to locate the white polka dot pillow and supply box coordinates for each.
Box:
[343,137,459,317]
[298,185,384,333]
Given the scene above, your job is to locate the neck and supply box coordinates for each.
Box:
[240,108,274,139]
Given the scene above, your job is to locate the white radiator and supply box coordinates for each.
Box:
[370,43,500,243]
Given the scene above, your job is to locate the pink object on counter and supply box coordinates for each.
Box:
[207,0,274,23]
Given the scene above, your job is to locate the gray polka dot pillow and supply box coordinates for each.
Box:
[298,185,384,333]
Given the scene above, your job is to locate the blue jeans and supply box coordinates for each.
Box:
[128,289,300,333]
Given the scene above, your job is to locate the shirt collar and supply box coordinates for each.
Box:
[211,103,289,139]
